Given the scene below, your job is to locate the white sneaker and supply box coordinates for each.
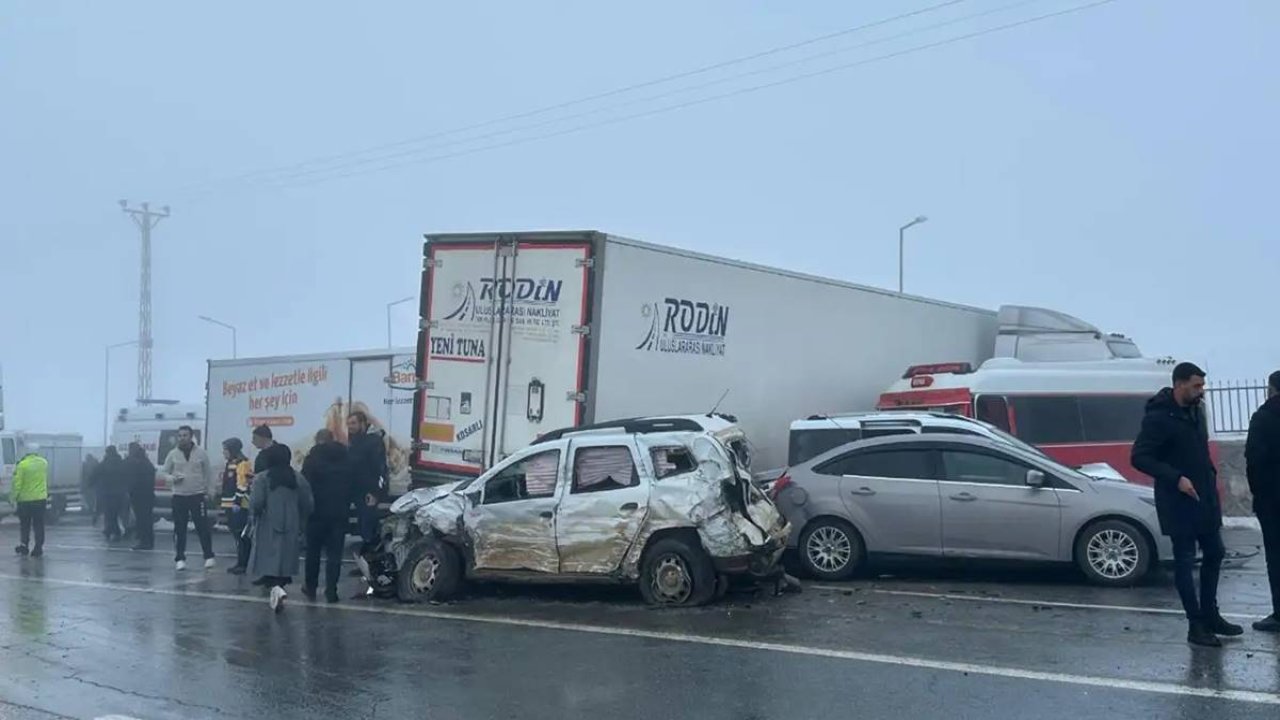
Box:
[269,586,287,613]
[204,558,217,570]
[176,560,187,571]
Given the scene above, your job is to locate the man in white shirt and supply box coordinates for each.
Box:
[160,426,217,570]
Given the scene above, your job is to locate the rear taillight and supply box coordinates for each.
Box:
[768,471,792,500]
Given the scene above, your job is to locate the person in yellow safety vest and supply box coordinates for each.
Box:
[220,437,254,575]
[11,445,49,558]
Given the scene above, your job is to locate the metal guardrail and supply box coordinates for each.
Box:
[1207,380,1268,435]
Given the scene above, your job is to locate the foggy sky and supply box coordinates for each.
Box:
[2,0,1277,441]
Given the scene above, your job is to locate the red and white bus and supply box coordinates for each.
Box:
[876,357,1216,484]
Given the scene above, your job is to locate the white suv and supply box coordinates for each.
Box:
[751,411,1045,491]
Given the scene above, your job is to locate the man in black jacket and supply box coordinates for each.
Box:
[1246,370,1280,632]
[346,411,388,549]
[301,429,352,603]
[1132,362,1243,647]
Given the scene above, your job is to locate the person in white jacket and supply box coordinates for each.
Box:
[160,426,217,570]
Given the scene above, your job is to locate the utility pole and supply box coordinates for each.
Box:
[898,215,928,294]
[119,201,169,402]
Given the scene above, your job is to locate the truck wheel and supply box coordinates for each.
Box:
[396,538,461,603]
[638,536,717,607]
[46,497,67,524]
[797,518,863,581]
[1075,519,1151,587]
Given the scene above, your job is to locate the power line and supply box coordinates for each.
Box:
[170,0,968,197]
[246,0,1050,189]
[262,0,1120,191]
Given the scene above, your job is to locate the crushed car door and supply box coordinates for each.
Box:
[465,447,564,573]
[555,438,650,574]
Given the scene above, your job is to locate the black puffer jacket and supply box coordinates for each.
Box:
[302,440,353,522]
[1131,388,1220,536]
[1246,395,1280,512]
[348,430,388,502]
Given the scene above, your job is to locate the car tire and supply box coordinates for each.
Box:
[638,536,717,607]
[797,518,863,581]
[1075,519,1152,587]
[396,538,461,603]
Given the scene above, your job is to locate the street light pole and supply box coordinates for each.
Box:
[898,215,929,294]
[198,315,237,358]
[386,296,415,348]
[104,340,139,446]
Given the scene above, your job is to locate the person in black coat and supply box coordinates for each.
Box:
[94,447,129,542]
[1132,362,1242,647]
[125,442,157,550]
[301,429,353,603]
[1246,370,1280,633]
[346,411,388,549]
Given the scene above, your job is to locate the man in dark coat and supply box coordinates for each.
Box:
[1246,370,1280,632]
[346,411,387,549]
[1132,362,1242,646]
[301,429,353,603]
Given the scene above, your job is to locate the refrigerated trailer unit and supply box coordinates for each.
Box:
[412,231,1000,481]
[206,349,417,496]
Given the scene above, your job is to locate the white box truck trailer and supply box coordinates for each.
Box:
[206,349,418,496]
[412,231,1000,481]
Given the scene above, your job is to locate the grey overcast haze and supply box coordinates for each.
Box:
[1,0,1276,441]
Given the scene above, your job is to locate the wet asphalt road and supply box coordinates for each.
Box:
[1,518,1278,719]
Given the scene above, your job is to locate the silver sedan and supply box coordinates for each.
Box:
[771,434,1172,586]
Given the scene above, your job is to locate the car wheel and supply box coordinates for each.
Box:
[797,518,863,581]
[1075,519,1151,587]
[396,538,461,603]
[638,537,717,607]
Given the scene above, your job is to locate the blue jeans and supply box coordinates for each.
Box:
[1171,530,1226,621]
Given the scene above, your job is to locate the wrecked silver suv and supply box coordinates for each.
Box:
[357,429,790,607]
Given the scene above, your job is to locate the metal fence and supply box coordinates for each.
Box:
[1207,380,1268,435]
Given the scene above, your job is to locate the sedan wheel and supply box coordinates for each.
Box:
[1076,520,1151,587]
[798,519,863,581]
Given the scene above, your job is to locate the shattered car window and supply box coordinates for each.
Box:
[573,446,638,493]
[650,446,697,479]
[483,450,561,504]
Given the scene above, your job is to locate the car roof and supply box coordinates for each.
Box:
[532,415,736,444]
[796,432,1006,469]
[790,411,991,431]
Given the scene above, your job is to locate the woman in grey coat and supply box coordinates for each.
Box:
[247,444,313,611]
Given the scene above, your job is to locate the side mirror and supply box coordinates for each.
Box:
[1025,469,1046,488]
[466,491,482,508]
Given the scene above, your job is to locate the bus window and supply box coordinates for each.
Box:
[1008,396,1085,444]
[974,395,1011,432]
[2,438,14,465]
[1078,395,1148,442]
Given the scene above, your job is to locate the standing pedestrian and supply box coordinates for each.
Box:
[10,443,48,558]
[247,443,313,612]
[220,438,253,575]
[125,442,156,551]
[1132,362,1243,647]
[94,446,128,542]
[81,453,99,523]
[347,411,387,551]
[1246,370,1280,633]
[251,425,286,473]
[301,429,352,603]
[159,425,217,571]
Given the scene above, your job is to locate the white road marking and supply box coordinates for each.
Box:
[37,543,355,564]
[1,573,1276,706]
[809,585,1258,620]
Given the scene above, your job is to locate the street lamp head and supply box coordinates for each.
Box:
[198,315,213,323]
[915,215,928,224]
[118,199,128,210]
